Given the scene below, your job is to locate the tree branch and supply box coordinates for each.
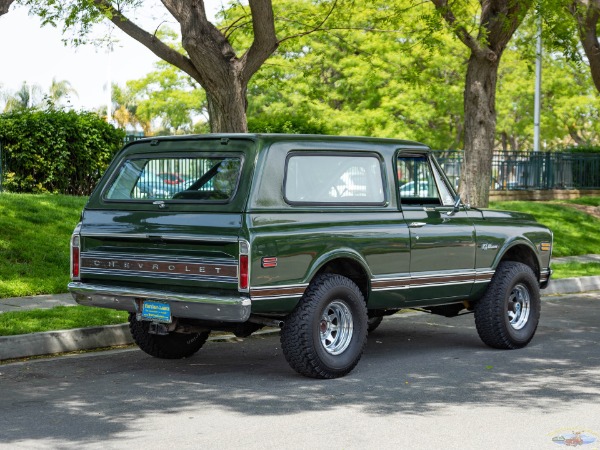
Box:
[430,0,493,60]
[91,0,204,84]
[277,0,339,45]
[240,0,279,83]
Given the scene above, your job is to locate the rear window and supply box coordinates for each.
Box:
[284,153,385,204]
[104,156,242,202]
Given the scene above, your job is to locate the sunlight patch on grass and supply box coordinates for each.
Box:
[491,201,600,257]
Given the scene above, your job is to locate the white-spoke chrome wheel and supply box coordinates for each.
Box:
[320,300,354,355]
[507,283,531,330]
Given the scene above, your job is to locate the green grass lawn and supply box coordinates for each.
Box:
[0,306,128,336]
[491,199,600,257]
[551,262,600,279]
[0,193,599,337]
[563,196,600,207]
[0,193,87,298]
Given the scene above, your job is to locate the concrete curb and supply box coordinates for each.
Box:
[1,277,599,362]
[543,276,600,295]
[0,324,134,361]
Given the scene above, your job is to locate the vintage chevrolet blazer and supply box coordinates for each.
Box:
[69,134,553,378]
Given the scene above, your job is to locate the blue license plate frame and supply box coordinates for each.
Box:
[141,300,172,323]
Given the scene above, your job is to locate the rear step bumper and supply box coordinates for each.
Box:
[68,282,251,322]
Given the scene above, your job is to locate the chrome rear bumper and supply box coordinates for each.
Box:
[68,282,251,322]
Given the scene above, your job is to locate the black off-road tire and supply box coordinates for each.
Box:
[280,274,368,379]
[367,316,383,333]
[129,313,210,359]
[474,261,541,349]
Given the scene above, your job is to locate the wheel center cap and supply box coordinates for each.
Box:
[320,319,328,333]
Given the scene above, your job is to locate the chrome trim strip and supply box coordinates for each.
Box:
[81,232,239,243]
[80,269,237,283]
[250,283,309,300]
[370,270,497,292]
[68,282,251,322]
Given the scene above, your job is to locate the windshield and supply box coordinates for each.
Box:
[104,156,242,202]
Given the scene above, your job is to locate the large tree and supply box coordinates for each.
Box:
[23,0,280,132]
[428,0,533,207]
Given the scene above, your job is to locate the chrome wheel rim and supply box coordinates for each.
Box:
[320,300,354,355]
[507,283,531,330]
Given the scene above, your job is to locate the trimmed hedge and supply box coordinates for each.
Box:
[0,109,125,195]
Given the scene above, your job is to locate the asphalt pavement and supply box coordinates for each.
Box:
[0,291,599,449]
[1,260,599,361]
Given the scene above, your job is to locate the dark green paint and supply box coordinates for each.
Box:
[73,134,553,321]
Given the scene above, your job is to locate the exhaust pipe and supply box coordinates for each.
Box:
[248,315,284,328]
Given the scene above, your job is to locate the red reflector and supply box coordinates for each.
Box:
[72,246,80,278]
[262,257,278,268]
[239,255,249,290]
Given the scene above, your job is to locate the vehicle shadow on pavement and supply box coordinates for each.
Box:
[0,294,598,446]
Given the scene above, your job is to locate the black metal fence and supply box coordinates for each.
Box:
[435,151,600,191]
[1,137,600,193]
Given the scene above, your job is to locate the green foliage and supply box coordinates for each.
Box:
[0,193,87,298]
[0,108,124,194]
[219,0,468,147]
[0,306,128,336]
[111,28,206,135]
[248,113,329,134]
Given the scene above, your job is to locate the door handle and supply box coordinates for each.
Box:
[409,222,427,228]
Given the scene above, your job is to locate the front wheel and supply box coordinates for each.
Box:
[474,261,541,349]
[129,313,210,359]
[280,274,368,379]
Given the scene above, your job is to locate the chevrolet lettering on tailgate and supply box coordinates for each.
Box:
[69,134,553,379]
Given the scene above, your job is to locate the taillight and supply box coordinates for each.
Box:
[239,255,249,290]
[71,234,81,280]
[238,240,250,292]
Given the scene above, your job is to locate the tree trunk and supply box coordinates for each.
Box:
[0,0,14,16]
[459,54,499,208]
[206,81,249,133]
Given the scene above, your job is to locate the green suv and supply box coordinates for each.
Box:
[69,134,552,378]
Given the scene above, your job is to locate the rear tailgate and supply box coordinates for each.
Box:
[78,210,242,292]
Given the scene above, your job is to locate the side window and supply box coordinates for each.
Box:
[397,155,453,206]
[285,154,385,204]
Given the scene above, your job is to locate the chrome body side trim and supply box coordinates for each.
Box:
[68,282,251,322]
[250,283,309,301]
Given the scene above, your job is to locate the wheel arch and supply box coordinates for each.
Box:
[308,251,372,303]
[495,240,541,281]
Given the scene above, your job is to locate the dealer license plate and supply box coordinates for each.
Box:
[141,300,172,323]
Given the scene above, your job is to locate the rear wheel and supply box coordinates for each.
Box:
[129,313,210,359]
[474,262,540,349]
[280,274,368,379]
